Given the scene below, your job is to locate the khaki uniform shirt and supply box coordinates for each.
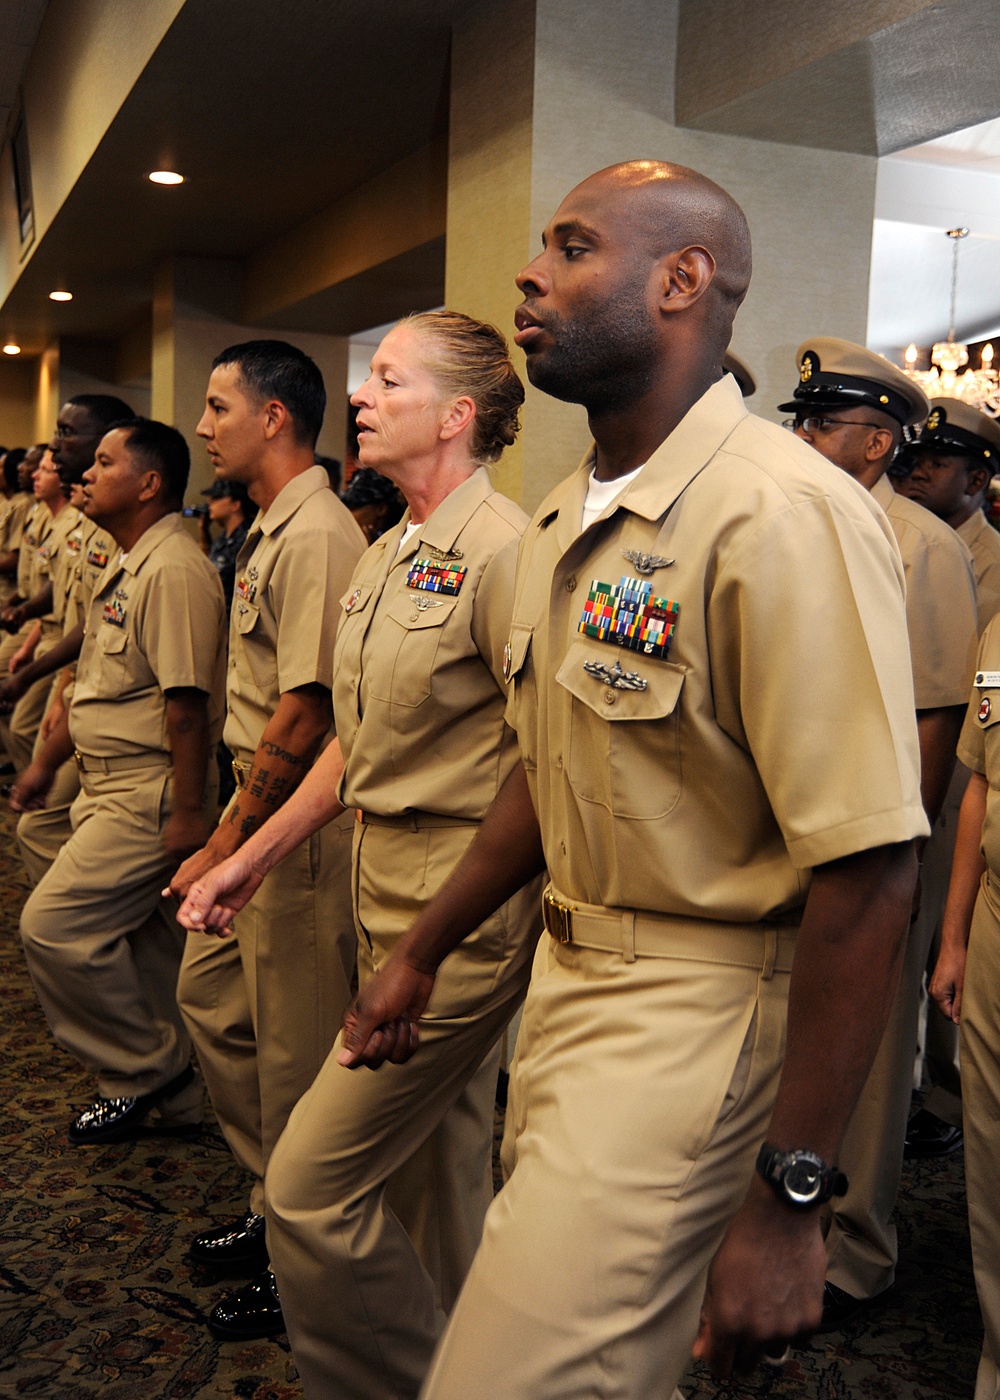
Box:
[41,505,84,628]
[873,476,977,707]
[0,491,33,556]
[70,513,226,762]
[958,617,1000,888]
[958,509,1000,634]
[63,516,116,635]
[333,467,527,819]
[224,465,366,764]
[17,501,52,598]
[507,376,927,922]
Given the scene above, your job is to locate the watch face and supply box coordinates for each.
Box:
[784,1157,823,1205]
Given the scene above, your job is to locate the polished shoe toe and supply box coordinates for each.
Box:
[189,1211,269,1274]
[68,1065,198,1144]
[208,1268,285,1340]
[904,1107,963,1159]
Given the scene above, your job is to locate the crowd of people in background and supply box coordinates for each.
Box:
[1,158,1000,1400]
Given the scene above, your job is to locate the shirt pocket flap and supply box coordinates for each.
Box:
[100,626,128,654]
[505,622,535,684]
[341,582,374,616]
[974,676,1000,729]
[555,637,685,720]
[235,601,262,635]
[389,592,460,631]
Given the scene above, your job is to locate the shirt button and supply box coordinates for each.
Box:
[603,690,616,705]
[565,576,577,592]
[555,754,563,769]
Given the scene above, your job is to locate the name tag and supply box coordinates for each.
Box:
[578,576,680,661]
[406,558,467,595]
[976,671,1000,688]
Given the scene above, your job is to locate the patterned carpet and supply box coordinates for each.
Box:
[0,801,986,1398]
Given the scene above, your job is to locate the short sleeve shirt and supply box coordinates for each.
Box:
[507,376,927,923]
[223,466,366,763]
[873,476,978,706]
[63,517,117,635]
[958,618,1000,882]
[958,509,1000,634]
[41,505,83,627]
[17,502,52,598]
[333,467,527,819]
[70,513,226,761]
[0,492,33,556]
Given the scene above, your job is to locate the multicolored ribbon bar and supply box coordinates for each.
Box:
[578,576,679,660]
[406,557,467,595]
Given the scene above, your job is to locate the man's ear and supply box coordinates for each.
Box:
[967,463,991,498]
[657,246,717,315]
[865,429,895,463]
[261,399,291,441]
[137,470,163,504]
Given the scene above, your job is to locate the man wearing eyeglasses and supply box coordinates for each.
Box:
[779,337,978,1331]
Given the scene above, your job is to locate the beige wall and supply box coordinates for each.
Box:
[445,0,877,512]
[0,0,187,308]
[0,358,35,446]
[446,0,537,504]
[33,342,59,444]
[150,270,350,502]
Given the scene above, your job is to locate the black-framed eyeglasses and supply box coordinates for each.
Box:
[782,416,887,434]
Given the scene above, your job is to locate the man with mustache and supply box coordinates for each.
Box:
[338,160,927,1396]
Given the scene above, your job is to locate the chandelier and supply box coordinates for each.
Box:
[901,227,1000,419]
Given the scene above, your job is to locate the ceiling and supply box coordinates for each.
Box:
[0,0,47,137]
[0,0,458,350]
[868,115,1000,359]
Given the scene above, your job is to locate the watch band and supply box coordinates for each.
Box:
[755,1142,849,1209]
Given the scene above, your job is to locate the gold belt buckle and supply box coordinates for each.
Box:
[231,760,245,789]
[73,749,85,772]
[543,889,575,944]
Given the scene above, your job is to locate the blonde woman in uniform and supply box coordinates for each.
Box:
[177,310,543,1400]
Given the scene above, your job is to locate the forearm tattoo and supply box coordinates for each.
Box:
[227,741,309,832]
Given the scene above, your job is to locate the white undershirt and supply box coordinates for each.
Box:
[395,520,422,557]
[580,464,644,532]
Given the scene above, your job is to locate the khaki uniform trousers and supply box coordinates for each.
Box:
[0,622,31,759]
[825,820,959,1299]
[177,806,356,1218]
[0,627,60,772]
[418,907,794,1400]
[265,818,544,1400]
[16,676,81,887]
[958,876,1000,1400]
[20,763,199,1109]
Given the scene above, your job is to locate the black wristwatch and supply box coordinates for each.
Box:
[755,1143,849,1210]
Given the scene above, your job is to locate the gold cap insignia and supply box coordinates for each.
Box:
[926,408,942,432]
[799,350,818,384]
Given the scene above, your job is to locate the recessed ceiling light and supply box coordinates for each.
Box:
[3,343,21,355]
[148,170,184,186]
[49,290,72,302]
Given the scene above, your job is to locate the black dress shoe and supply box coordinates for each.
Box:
[208,1268,285,1340]
[189,1211,269,1275]
[816,1280,893,1334]
[68,1065,199,1144]
[904,1107,964,1159]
